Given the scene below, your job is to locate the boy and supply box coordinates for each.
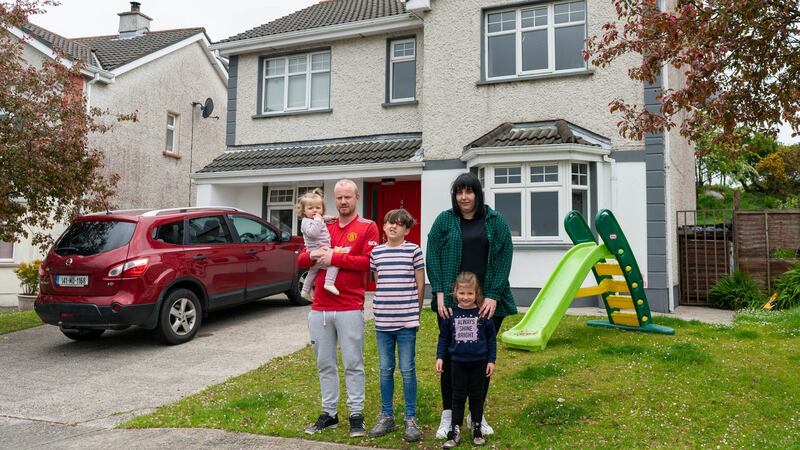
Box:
[368,209,425,442]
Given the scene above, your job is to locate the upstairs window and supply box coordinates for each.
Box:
[263,50,331,114]
[485,1,586,80]
[388,38,416,102]
[165,113,178,153]
[0,240,13,261]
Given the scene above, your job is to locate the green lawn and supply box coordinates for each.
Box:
[0,310,42,335]
[122,308,800,448]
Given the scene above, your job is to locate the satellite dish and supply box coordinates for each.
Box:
[201,97,214,118]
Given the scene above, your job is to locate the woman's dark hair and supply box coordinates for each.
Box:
[450,172,486,218]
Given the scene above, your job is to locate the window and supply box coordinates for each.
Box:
[54,221,136,256]
[0,240,13,261]
[266,185,324,236]
[187,216,233,245]
[262,50,330,114]
[389,38,416,102]
[230,216,277,243]
[485,1,586,80]
[485,161,590,241]
[165,113,178,153]
[153,221,185,245]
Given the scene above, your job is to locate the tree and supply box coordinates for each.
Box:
[584,0,800,149]
[1,0,130,248]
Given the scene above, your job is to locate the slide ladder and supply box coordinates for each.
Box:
[566,209,674,335]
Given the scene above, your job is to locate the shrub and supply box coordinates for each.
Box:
[13,260,41,295]
[773,262,800,310]
[708,270,766,310]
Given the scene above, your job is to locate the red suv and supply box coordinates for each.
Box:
[35,207,308,344]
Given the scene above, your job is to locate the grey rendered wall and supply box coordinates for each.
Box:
[90,41,228,208]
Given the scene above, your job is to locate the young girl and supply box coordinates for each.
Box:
[436,272,496,448]
[296,189,339,299]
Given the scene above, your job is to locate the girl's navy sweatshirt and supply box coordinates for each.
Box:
[437,306,497,363]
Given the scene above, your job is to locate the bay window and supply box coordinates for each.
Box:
[486,161,590,242]
[262,50,330,114]
[485,1,587,80]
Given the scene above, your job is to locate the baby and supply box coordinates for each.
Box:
[297,189,339,299]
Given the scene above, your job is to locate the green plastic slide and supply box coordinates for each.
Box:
[501,242,612,351]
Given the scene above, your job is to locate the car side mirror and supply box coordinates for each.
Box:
[280,231,291,242]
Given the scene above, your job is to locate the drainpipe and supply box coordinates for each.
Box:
[603,154,617,212]
[86,72,100,113]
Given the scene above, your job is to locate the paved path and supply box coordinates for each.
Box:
[565,304,734,325]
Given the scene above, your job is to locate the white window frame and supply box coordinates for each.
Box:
[0,240,15,263]
[266,184,324,236]
[485,1,587,81]
[165,112,178,154]
[486,161,590,242]
[262,50,331,115]
[389,38,416,102]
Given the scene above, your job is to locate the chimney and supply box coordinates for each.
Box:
[118,1,152,39]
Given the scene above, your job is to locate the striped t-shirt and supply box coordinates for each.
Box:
[370,241,425,331]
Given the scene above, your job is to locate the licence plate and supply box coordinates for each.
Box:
[56,275,89,287]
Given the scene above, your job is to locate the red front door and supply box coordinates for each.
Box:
[364,180,422,290]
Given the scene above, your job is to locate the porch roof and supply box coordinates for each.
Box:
[198,133,423,174]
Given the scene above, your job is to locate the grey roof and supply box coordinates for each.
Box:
[466,120,599,150]
[220,0,407,44]
[74,28,205,70]
[22,22,95,66]
[198,133,422,173]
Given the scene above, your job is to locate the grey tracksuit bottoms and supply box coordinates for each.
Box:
[308,309,365,416]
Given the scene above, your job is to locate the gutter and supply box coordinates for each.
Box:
[211,14,422,56]
[192,160,425,181]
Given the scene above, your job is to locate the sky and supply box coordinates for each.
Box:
[30,0,800,145]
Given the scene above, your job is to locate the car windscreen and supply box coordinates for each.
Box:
[54,220,136,256]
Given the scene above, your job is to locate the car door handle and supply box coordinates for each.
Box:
[193,254,207,260]
[245,249,258,255]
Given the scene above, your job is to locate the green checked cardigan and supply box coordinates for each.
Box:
[426,207,517,318]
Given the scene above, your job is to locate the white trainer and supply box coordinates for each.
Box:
[467,413,494,436]
[435,409,452,439]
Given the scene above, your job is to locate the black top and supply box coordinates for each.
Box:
[437,306,497,363]
[459,216,489,286]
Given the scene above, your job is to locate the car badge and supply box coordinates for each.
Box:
[65,258,73,267]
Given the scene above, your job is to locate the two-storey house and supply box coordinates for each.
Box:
[0,2,228,306]
[199,0,696,312]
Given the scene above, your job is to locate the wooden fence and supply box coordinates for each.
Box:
[676,209,800,305]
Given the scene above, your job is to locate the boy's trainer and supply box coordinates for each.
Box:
[368,414,396,437]
[349,413,367,437]
[304,412,338,434]
[404,417,423,442]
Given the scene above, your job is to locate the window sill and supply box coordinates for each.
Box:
[163,151,181,160]
[382,100,418,108]
[0,261,19,268]
[252,109,332,119]
[477,70,594,86]
[512,242,574,250]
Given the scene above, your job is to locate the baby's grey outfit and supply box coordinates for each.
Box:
[301,216,339,292]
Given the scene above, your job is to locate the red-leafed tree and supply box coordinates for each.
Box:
[1,0,131,248]
[584,0,800,150]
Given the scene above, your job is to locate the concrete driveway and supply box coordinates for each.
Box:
[0,296,316,449]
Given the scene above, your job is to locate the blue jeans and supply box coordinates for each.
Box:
[376,328,418,418]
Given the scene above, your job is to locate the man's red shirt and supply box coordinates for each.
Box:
[297,215,379,311]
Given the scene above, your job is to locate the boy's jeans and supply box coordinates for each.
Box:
[376,328,418,418]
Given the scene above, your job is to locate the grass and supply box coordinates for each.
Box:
[0,309,42,335]
[122,309,800,448]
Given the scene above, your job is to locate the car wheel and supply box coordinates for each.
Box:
[285,269,311,306]
[155,288,202,345]
[61,327,105,341]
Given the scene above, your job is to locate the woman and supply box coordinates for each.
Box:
[426,172,515,439]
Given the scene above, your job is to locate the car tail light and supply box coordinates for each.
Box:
[39,260,47,278]
[108,258,149,277]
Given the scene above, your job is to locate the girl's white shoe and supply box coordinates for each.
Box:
[323,284,340,295]
[435,409,452,439]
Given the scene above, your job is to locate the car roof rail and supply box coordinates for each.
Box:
[85,209,148,216]
[141,206,245,217]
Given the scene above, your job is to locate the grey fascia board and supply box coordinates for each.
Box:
[210,15,422,57]
[192,160,425,180]
[461,144,610,165]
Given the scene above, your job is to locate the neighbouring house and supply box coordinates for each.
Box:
[0,2,228,306]
[198,0,696,312]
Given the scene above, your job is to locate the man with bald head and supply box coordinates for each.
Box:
[298,179,379,437]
